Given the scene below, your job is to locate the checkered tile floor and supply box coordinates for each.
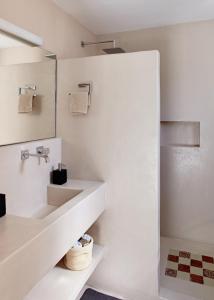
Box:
[165,249,214,287]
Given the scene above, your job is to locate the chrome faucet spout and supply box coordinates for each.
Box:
[44,154,49,163]
[21,146,50,163]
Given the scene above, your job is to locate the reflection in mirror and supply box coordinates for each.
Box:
[0,31,56,146]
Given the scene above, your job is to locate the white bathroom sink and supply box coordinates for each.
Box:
[0,179,106,300]
[31,186,83,219]
[10,186,83,220]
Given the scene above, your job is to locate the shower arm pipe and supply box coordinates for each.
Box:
[81,40,116,48]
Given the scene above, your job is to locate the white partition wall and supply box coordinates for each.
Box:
[57,51,160,300]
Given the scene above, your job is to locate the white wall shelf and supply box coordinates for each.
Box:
[25,244,105,300]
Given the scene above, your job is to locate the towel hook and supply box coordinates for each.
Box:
[78,82,91,96]
[68,82,92,106]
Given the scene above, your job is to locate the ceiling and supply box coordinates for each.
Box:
[53,0,214,35]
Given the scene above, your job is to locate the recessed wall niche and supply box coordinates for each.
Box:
[161,121,200,147]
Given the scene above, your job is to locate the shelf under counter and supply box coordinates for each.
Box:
[25,244,105,300]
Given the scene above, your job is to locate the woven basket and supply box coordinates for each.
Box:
[64,238,93,271]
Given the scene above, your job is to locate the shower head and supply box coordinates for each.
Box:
[102,47,125,54]
[81,40,125,54]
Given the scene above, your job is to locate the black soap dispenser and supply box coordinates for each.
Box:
[0,194,6,217]
[52,163,67,185]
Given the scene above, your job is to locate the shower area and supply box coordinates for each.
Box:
[160,48,214,298]
[79,37,214,299]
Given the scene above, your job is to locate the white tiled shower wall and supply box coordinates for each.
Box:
[0,138,61,217]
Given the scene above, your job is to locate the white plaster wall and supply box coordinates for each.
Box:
[57,52,160,300]
[99,19,214,244]
[0,138,61,217]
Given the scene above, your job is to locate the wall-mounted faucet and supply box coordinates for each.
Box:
[21,146,50,163]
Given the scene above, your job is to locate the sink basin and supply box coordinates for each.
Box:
[10,186,83,220]
[32,186,83,219]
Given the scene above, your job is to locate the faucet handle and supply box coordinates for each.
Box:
[36,146,44,154]
[36,146,49,155]
[21,150,30,161]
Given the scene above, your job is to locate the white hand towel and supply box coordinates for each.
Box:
[18,94,33,113]
[69,92,89,115]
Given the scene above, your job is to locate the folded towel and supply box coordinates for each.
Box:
[18,94,34,113]
[69,92,89,115]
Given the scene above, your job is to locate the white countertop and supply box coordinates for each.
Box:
[0,180,104,264]
[0,179,106,300]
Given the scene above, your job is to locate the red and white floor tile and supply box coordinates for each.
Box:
[160,237,214,300]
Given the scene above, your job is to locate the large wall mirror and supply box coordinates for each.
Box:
[0,29,56,146]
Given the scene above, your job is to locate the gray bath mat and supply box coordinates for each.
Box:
[81,288,121,300]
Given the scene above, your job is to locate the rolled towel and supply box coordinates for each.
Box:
[18,94,33,113]
[72,241,82,249]
[69,92,89,115]
[82,234,91,242]
[79,234,92,247]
